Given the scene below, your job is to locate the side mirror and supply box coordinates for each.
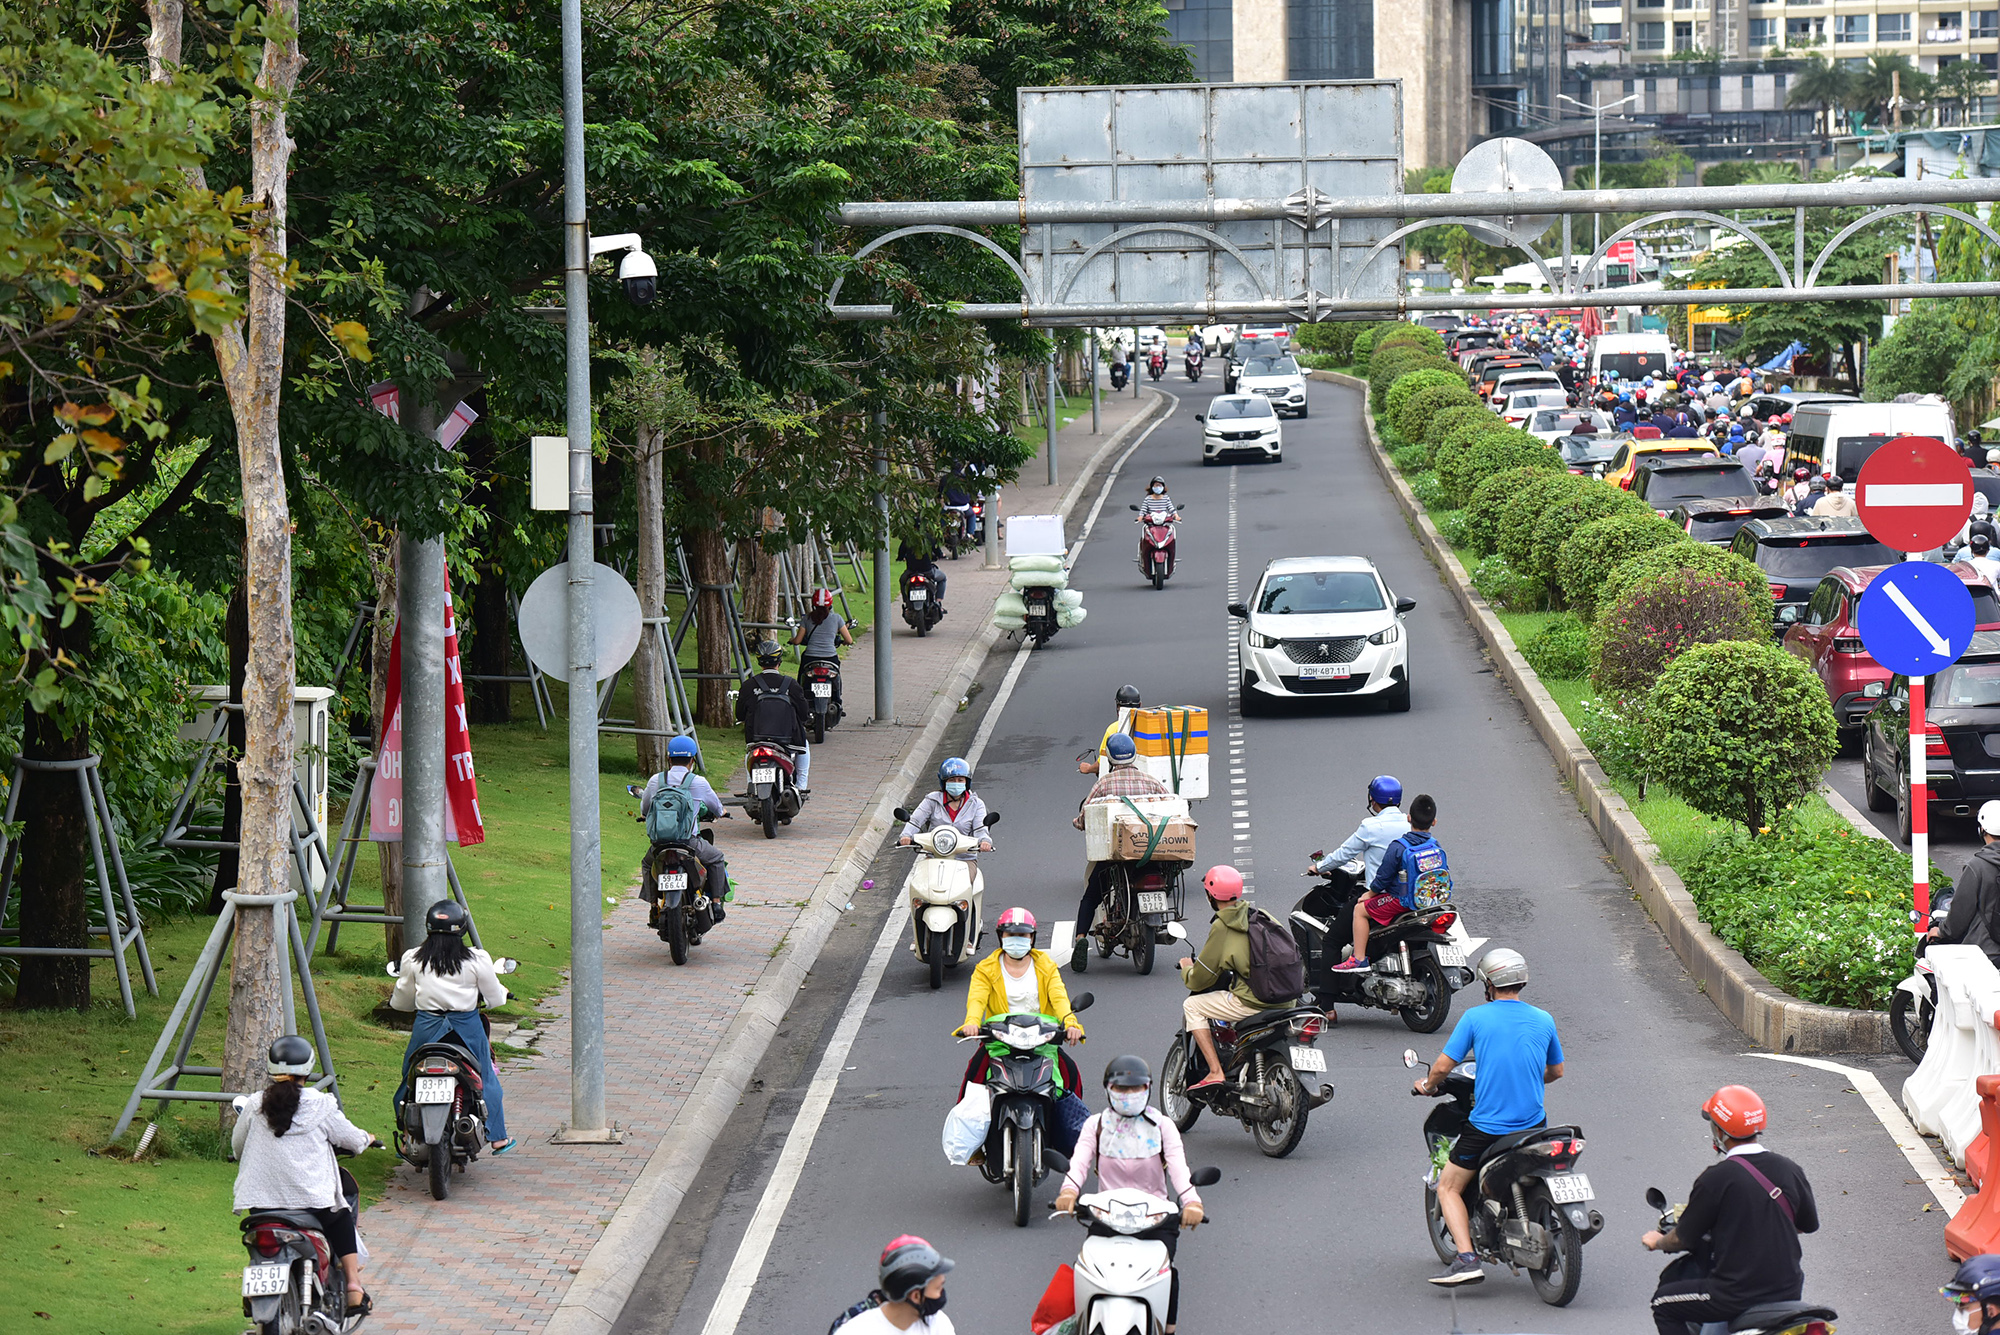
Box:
[1775,604,1804,625]
[1164,922,1188,941]
[385,960,400,977]
[983,811,1001,828]
[892,807,911,823]
[1193,414,1205,422]
[1227,602,1248,618]
[1071,991,1095,1012]
[1189,1166,1222,1188]
[1129,504,1141,511]
[1645,1186,1669,1212]
[625,783,644,797]
[496,958,518,975]
[1395,595,1417,615]
[1862,681,1887,699]
[1402,1048,1420,1069]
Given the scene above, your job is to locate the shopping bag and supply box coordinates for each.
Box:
[942,1083,992,1165]
[1030,1265,1077,1334]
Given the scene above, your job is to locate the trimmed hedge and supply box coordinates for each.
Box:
[1599,541,1775,629]
[1368,348,1457,410]
[1497,471,1594,572]
[1440,428,1563,509]
[1523,484,1647,596]
[1521,615,1592,680]
[1426,404,1496,449]
[1352,326,1382,370]
[1374,323,1446,356]
[1464,467,1559,556]
[1393,382,1482,445]
[1386,368,1469,428]
[1556,513,1689,620]
[1590,569,1769,700]
[1293,321,1383,363]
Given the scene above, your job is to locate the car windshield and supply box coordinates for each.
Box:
[1758,534,1899,578]
[1257,571,1385,614]
[1645,466,1756,502]
[1244,357,1298,377]
[1829,434,1898,483]
[1209,398,1274,420]
[1937,662,2000,708]
[1559,436,1613,462]
[1978,588,2000,626]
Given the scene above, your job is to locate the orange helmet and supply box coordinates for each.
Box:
[1702,1085,1767,1140]
[1202,865,1243,901]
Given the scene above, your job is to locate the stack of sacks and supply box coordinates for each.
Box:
[994,554,1087,629]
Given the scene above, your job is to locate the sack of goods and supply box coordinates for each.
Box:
[1128,706,1209,800]
[1010,566,1070,592]
[995,591,1027,618]
[1054,588,1083,609]
[1083,794,1195,863]
[1055,604,1088,628]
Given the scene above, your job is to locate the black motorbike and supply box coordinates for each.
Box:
[1161,996,1335,1158]
[963,995,1094,1227]
[1892,889,1953,1063]
[1291,855,1472,1033]
[1019,581,1061,647]
[1110,361,1130,391]
[624,783,726,965]
[900,567,944,636]
[386,954,516,1200]
[1406,1048,1603,1307]
[237,1149,370,1334]
[1644,1188,1837,1334]
[800,656,843,743]
[740,740,804,838]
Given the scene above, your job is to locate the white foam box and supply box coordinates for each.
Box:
[1082,795,1192,862]
[1005,514,1067,558]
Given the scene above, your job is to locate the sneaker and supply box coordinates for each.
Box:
[1071,937,1089,972]
[1429,1254,1484,1287]
[1330,955,1372,973]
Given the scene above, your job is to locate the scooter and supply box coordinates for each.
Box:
[891,809,997,989]
[960,996,1093,1226]
[384,955,518,1201]
[1058,1170,1222,1335]
[1161,999,1335,1158]
[1643,1188,1837,1334]
[623,783,727,966]
[1291,856,1474,1033]
[1405,1048,1603,1307]
[1128,504,1182,590]
[1892,889,1953,1063]
[1110,361,1130,391]
[236,1115,376,1335]
[800,656,843,743]
[1184,348,1202,381]
[900,567,945,636]
[1019,582,1061,647]
[739,740,804,838]
[1147,351,1165,381]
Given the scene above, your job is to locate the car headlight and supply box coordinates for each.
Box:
[1369,623,1400,646]
[1248,629,1277,649]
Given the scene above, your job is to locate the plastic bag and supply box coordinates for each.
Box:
[995,591,1026,618]
[993,614,1026,630]
[1009,554,1066,574]
[1054,588,1083,610]
[1056,605,1088,628]
[1011,569,1069,592]
[1031,1266,1077,1335]
[942,1084,991,1164]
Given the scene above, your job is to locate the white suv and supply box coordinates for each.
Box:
[1230,556,1415,711]
[1199,396,1283,464]
[1235,352,1309,418]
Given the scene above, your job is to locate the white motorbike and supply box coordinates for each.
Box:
[1062,1172,1220,1335]
[891,808,998,990]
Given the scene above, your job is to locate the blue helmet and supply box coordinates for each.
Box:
[1945,1254,2000,1307]
[1106,734,1137,764]
[1368,775,1403,807]
[668,734,699,761]
[938,756,971,787]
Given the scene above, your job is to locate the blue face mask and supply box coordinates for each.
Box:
[1001,935,1032,959]
[944,779,968,798]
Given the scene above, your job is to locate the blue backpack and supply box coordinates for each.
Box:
[645,770,701,846]
[1392,831,1453,909]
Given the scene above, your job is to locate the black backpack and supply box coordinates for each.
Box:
[1244,907,1307,1004]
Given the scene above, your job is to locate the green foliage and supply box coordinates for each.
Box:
[1578,696,1650,782]
[1496,471,1592,573]
[1557,513,1691,619]
[1392,443,1433,474]
[1404,166,1513,285]
[1294,321,1383,363]
[1374,323,1447,356]
[1598,541,1775,629]
[1386,369,1468,429]
[1590,569,1769,701]
[1433,510,1471,548]
[1685,827,1932,1009]
[1408,472,1449,511]
[1352,326,1381,370]
[1464,466,1559,555]
[1367,348,1457,411]
[1394,382,1482,445]
[1701,160,1800,189]
[1864,302,1966,400]
[1442,428,1563,510]
[1471,553,1540,612]
[1523,484,1645,595]
[1572,144,1692,191]
[1426,403,1496,448]
[1641,640,1838,834]
[1520,614,1591,681]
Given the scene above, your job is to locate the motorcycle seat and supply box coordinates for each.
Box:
[1222,1004,1319,1042]
[1727,1304,1837,1332]
[408,1041,484,1089]
[241,1209,330,1234]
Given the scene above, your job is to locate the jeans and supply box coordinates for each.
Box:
[1076,863,1113,940]
[406,1010,507,1142]
[794,744,810,790]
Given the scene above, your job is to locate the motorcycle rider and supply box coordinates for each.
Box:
[737,639,812,795]
[952,907,1088,1154]
[831,1235,956,1334]
[791,587,853,714]
[232,1036,378,1316]
[639,733,729,923]
[1054,1055,1204,1335]
[1309,775,1410,884]
[1412,947,1564,1287]
[1070,734,1173,971]
[898,535,948,610]
[1137,476,1181,576]
[1332,792,1441,973]
[1943,1255,2000,1334]
[1078,683,1146,775]
[1177,865,1292,1091]
[1970,533,2000,588]
[1930,801,2000,965]
[1643,1085,1821,1334]
[390,900,514,1153]
[900,757,992,858]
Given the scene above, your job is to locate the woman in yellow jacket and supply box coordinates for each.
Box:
[951,907,1090,1155]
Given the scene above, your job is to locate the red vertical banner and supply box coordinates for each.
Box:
[370,630,404,841]
[367,580,484,846]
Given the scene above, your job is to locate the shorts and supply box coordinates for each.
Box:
[1448,1121,1545,1172]
[1364,893,1406,927]
[1182,990,1259,1031]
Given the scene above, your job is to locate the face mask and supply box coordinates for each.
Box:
[1108,1088,1149,1117]
[1001,935,1032,959]
[944,780,968,798]
[918,1290,948,1318]
[1955,1307,1978,1335]
[1150,485,1164,494]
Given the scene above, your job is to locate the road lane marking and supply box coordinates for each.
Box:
[1748,1052,1964,1214]
[1226,465,1255,893]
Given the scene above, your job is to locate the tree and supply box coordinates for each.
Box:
[1404,166,1513,286]
[1938,58,1993,125]
[1702,160,1800,189]
[1787,54,1855,137]
[1864,301,1968,399]
[1854,54,1932,126]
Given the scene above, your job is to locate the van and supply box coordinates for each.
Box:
[1589,333,1673,384]
[1786,400,1957,482]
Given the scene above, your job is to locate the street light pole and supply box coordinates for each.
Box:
[1559,92,1640,258]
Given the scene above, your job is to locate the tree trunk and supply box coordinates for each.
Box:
[744,511,781,627]
[13,601,95,1011]
[371,542,404,960]
[689,520,735,728]
[632,425,670,775]
[206,585,249,914]
[217,0,305,1110]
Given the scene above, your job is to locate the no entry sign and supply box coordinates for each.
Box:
[1854,436,1973,553]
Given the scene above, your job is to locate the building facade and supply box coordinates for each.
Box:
[1581,1,2000,73]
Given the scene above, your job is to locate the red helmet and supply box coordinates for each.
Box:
[1702,1085,1767,1139]
[1202,865,1244,901]
[997,906,1037,933]
[811,588,834,611]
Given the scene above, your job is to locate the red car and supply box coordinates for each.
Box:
[1784,563,2000,733]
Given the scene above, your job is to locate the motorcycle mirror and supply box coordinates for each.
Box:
[625,783,644,797]
[983,811,1000,827]
[1164,922,1187,941]
[1071,991,1095,1012]
[495,958,518,975]
[1226,602,1247,618]
[231,1095,249,1113]
[1309,849,1325,861]
[1042,1148,1071,1175]
[385,960,401,977]
[1129,504,1141,511]
[892,807,911,823]
[1645,1186,1668,1211]
[1402,1048,1420,1069]
[1189,1166,1222,1188]
[1193,414,1205,422]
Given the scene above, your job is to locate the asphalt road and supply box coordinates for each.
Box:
[1826,742,1981,883]
[617,377,1948,1335]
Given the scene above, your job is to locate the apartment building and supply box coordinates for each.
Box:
[1583,0,2000,72]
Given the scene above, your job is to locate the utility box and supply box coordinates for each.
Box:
[183,685,335,854]
[1129,706,1209,800]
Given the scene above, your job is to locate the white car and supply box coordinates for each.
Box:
[1231,556,1414,711]
[1136,326,1168,355]
[1198,396,1283,465]
[1235,352,1309,418]
[1239,323,1291,344]
[1499,388,1570,426]
[1200,324,1239,357]
[1527,407,1614,446]
[1490,369,1563,407]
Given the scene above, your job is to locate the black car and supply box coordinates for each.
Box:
[1863,632,2000,842]
[1727,516,1899,632]
[1225,338,1285,392]
[1631,457,1758,515]
[1670,497,1790,546]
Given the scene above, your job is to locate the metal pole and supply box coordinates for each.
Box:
[1091,335,1100,433]
[1046,346,1059,487]
[560,0,606,1139]
[1593,103,1602,256]
[396,529,446,911]
[1913,663,1932,922]
[1133,328,1140,399]
[874,411,892,722]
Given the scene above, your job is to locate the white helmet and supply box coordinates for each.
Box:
[1476,948,1530,991]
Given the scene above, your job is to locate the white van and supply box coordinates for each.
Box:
[1786,400,1957,482]
[1589,332,1674,384]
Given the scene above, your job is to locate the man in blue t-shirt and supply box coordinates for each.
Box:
[1411,947,1565,1287]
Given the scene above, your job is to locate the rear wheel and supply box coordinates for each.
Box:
[1400,955,1451,1034]
[1133,924,1155,975]
[257,1273,305,1335]
[664,906,689,965]
[427,1147,451,1201]
[1891,985,1936,1064]
[1011,1123,1034,1227]
[1896,778,1914,845]
[1865,740,1896,811]
[1161,1039,1201,1132]
[1251,1061,1308,1158]
[812,710,825,744]
[1528,1196,1585,1307]
[916,615,928,637]
[761,795,778,840]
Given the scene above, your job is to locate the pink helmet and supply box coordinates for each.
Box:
[1202,866,1244,901]
[997,906,1037,934]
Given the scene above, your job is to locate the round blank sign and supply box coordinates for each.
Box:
[1450,137,1563,248]
[517,562,644,684]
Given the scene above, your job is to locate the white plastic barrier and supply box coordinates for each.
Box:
[1904,945,2000,1166]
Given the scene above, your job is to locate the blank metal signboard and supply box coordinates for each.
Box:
[1017,82,1404,321]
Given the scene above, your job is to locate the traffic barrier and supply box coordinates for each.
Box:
[1904,946,2000,1166]
[1949,1076,2000,1259]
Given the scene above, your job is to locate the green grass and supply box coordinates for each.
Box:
[0,694,661,1335]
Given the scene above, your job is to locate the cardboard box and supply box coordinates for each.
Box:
[1111,814,1196,863]
[1083,795,1194,862]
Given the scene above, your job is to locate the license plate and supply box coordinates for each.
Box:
[415,1077,455,1104]
[242,1264,289,1297]
[1136,891,1171,915]
[907,588,928,602]
[1027,597,1049,609]
[1435,945,1466,968]
[1289,1046,1326,1073]
[661,871,688,892]
[1298,664,1350,680]
[751,767,776,784]
[1546,1173,1593,1203]
[810,682,832,697]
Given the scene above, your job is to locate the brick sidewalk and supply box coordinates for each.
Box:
[358,385,1158,1334]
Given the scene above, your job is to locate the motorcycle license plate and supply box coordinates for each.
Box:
[751,767,777,784]
[810,682,832,697]
[1298,664,1350,680]
[1289,1045,1327,1073]
[660,871,689,893]
[908,588,928,602]
[1136,891,1171,915]
[415,1077,455,1104]
[1434,944,1467,968]
[1546,1173,1594,1204]
[242,1264,289,1297]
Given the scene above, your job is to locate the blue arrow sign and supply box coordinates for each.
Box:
[1856,562,1977,676]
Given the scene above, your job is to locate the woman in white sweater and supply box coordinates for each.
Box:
[390,899,514,1152]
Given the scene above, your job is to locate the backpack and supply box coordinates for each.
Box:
[828,1295,882,1334]
[645,769,700,846]
[1398,832,1454,909]
[1243,907,1307,1004]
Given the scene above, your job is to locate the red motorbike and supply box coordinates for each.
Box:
[1147,350,1165,381]
[1129,504,1181,589]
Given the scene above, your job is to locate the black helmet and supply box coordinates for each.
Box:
[755,639,783,668]
[1115,684,1142,708]
[266,1034,315,1077]
[1103,1054,1151,1088]
[878,1235,953,1305]
[425,899,469,937]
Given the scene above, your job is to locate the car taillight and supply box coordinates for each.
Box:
[1290,1015,1325,1040]
[251,1226,285,1257]
[1429,911,1457,933]
[1927,725,1950,759]
[1832,637,1865,654]
[1768,583,1788,600]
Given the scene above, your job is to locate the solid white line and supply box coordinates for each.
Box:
[1748,1052,1966,1214]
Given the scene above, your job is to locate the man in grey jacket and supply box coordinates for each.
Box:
[1933,802,2000,965]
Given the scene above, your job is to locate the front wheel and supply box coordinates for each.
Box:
[928,931,946,991]
[1891,985,1936,1064]
[665,905,689,965]
[1152,567,1164,590]
[1896,777,1914,845]
[1250,1061,1308,1158]
[1400,955,1451,1034]
[1528,1196,1585,1307]
[761,794,778,840]
[1011,1123,1034,1227]
[427,1146,451,1201]
[1160,1038,1201,1132]
[1865,734,1896,811]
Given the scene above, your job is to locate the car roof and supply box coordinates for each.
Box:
[1626,440,1717,455]
[1673,498,1788,516]
[1260,556,1378,577]
[1739,516,1870,539]
[1835,561,1996,593]
[1639,456,1751,474]
[1211,394,1268,407]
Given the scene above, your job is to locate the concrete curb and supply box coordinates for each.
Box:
[1316,368,1891,1055]
[545,387,1176,1335]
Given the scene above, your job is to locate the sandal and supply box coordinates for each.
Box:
[1188,1074,1226,1091]
[490,1137,517,1155]
[347,1290,373,1316]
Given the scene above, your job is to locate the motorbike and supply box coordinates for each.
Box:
[1019,581,1061,647]
[1147,351,1165,381]
[1128,504,1181,590]
[1183,348,1203,382]
[1405,1048,1603,1307]
[623,782,727,965]
[890,808,998,990]
[1644,1188,1837,1334]
[1058,1169,1222,1335]
[800,656,843,743]
[1110,362,1130,391]
[1291,855,1473,1033]
[739,740,803,838]
[236,1117,374,1335]
[384,955,518,1201]
[1161,997,1336,1158]
[961,995,1093,1226]
[1892,889,1953,1063]
[1068,844,1189,977]
[900,567,945,636]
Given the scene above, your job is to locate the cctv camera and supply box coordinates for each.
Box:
[619,249,658,307]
